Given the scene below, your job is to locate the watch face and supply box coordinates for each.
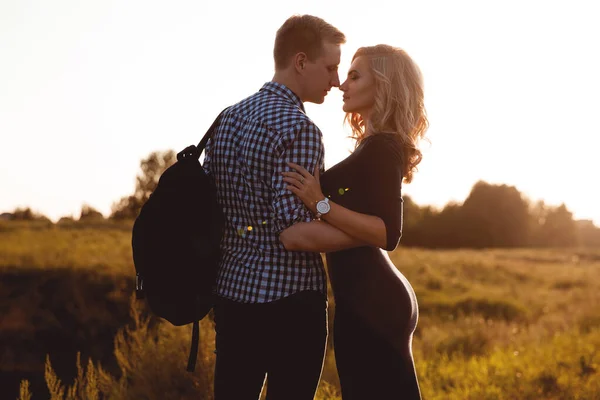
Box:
[316,200,330,214]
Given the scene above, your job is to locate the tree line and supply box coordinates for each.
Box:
[4,150,599,248]
[401,182,599,248]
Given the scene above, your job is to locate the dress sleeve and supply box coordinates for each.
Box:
[270,121,325,234]
[359,136,404,251]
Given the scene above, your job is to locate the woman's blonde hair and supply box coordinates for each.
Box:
[345,45,429,183]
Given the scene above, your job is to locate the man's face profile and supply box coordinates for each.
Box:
[302,42,341,104]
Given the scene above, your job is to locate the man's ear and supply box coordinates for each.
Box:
[294,52,307,73]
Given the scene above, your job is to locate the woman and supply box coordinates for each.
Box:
[280,45,428,399]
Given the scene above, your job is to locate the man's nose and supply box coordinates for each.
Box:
[331,72,340,88]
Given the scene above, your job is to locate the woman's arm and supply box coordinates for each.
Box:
[282,163,388,249]
[279,219,366,252]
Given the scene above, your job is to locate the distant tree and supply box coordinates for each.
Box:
[401,196,423,240]
[538,204,578,247]
[110,150,176,220]
[79,204,104,221]
[12,207,34,220]
[135,150,177,201]
[528,200,548,246]
[57,216,75,224]
[11,207,51,222]
[0,212,13,221]
[401,183,587,249]
[460,181,530,248]
[577,220,600,248]
[400,197,465,248]
[430,202,464,247]
[110,195,143,220]
[400,196,430,247]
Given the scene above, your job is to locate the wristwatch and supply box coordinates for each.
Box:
[315,197,330,219]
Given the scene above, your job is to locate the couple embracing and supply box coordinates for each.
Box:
[203,14,428,400]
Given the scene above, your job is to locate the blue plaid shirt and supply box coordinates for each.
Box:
[203,82,326,303]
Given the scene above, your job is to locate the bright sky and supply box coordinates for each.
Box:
[1,0,598,226]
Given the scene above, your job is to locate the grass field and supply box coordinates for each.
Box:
[2,220,600,399]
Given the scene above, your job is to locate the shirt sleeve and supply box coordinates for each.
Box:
[360,137,404,251]
[270,121,325,234]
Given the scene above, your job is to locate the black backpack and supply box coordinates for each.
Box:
[131,109,227,372]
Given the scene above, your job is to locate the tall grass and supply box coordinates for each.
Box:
[23,296,342,400]
[418,329,600,400]
[3,221,600,399]
[27,298,600,400]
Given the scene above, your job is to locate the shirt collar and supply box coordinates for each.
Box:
[260,81,305,113]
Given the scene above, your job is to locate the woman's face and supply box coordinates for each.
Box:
[340,56,376,117]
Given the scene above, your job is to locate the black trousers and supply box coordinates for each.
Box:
[334,304,422,400]
[213,290,328,400]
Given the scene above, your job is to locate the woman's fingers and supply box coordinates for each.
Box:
[286,162,310,177]
[282,163,322,207]
[281,171,305,183]
[282,176,302,188]
[286,185,299,195]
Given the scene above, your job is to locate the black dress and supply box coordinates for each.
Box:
[320,134,421,400]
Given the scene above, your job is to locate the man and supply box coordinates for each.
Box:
[202,14,345,400]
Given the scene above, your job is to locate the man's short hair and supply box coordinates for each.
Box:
[274,15,346,70]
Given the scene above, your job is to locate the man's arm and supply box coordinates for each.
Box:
[270,121,324,234]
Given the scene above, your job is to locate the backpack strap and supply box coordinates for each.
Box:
[186,320,200,372]
[178,107,230,162]
[198,107,230,153]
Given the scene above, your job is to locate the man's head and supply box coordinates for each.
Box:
[273,15,346,104]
